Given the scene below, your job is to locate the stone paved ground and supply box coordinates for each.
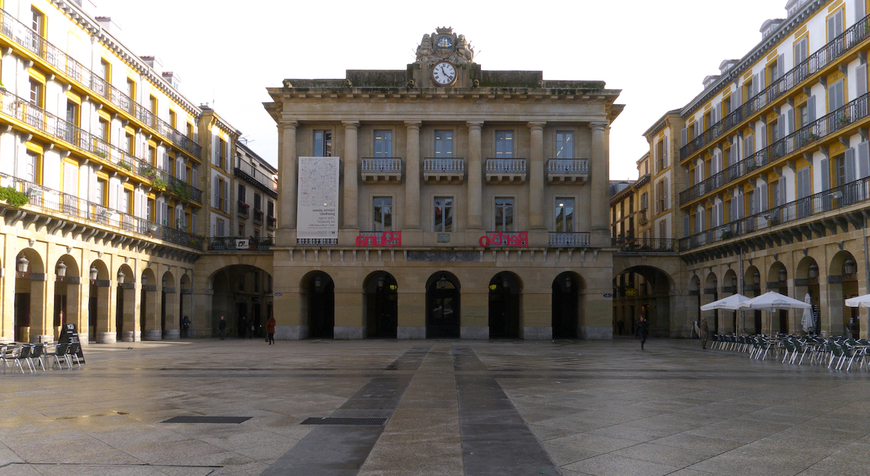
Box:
[1,337,869,475]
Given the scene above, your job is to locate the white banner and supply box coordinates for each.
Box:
[297,156,340,239]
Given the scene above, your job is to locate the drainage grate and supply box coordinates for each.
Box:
[162,416,251,424]
[301,417,387,426]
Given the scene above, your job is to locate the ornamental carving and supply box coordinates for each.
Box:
[415,27,474,65]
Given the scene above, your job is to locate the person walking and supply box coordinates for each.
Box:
[638,315,649,350]
[266,315,276,345]
[218,316,227,340]
[699,317,709,350]
[181,316,191,338]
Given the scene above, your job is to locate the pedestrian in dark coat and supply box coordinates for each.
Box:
[638,315,649,350]
[218,316,227,340]
[266,316,276,345]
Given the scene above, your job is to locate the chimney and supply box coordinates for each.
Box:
[162,71,181,90]
[94,16,121,34]
[140,55,164,75]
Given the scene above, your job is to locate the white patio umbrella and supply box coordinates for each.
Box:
[845,294,870,308]
[700,293,750,311]
[800,293,814,332]
[739,291,811,335]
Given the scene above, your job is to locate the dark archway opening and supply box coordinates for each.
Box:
[366,272,398,338]
[426,272,460,338]
[552,273,578,339]
[308,272,335,339]
[489,272,520,339]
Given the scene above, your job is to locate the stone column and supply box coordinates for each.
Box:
[404,121,422,229]
[467,121,484,231]
[528,122,546,230]
[343,121,360,230]
[277,121,298,246]
[590,122,609,238]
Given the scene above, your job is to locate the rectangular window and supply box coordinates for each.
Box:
[267,200,275,218]
[494,197,514,231]
[31,7,44,35]
[827,8,845,42]
[373,197,392,231]
[495,131,514,158]
[434,197,453,232]
[23,150,39,183]
[96,178,107,206]
[829,79,846,112]
[149,95,158,114]
[169,110,177,128]
[555,132,574,159]
[29,78,43,107]
[314,130,332,157]
[122,188,132,214]
[238,184,246,204]
[126,78,136,100]
[216,138,226,168]
[100,59,111,82]
[374,130,392,157]
[434,130,453,157]
[125,133,135,155]
[239,223,245,236]
[99,118,110,142]
[147,198,155,222]
[836,153,847,186]
[254,193,262,211]
[555,198,574,232]
[216,217,225,237]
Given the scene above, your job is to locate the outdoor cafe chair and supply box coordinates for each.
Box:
[781,339,796,364]
[710,334,719,350]
[29,344,46,372]
[50,343,70,370]
[67,343,82,368]
[9,345,33,373]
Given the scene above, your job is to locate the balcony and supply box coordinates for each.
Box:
[680,91,870,206]
[253,209,264,224]
[423,158,464,184]
[267,215,277,229]
[208,236,272,251]
[638,209,649,225]
[0,88,203,204]
[237,201,249,218]
[680,175,870,252]
[296,238,338,246]
[549,232,591,247]
[361,158,403,183]
[0,8,202,160]
[681,12,870,160]
[612,237,677,253]
[547,159,588,184]
[0,172,203,250]
[485,158,526,184]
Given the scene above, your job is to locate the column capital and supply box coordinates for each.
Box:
[466,120,484,131]
[281,120,298,131]
[404,120,422,130]
[590,121,608,132]
[528,121,546,131]
[342,120,360,130]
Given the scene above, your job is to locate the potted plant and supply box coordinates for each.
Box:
[258,237,274,250]
[0,185,29,207]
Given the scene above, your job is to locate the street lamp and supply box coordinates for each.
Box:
[17,255,29,274]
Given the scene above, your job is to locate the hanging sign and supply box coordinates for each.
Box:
[297,156,340,241]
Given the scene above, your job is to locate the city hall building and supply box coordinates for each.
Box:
[266,28,623,340]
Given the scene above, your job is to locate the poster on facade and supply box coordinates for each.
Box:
[297,156,340,240]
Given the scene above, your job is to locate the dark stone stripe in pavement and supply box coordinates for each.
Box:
[454,346,561,476]
[262,346,431,476]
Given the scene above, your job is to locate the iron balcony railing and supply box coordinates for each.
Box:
[486,158,526,174]
[423,158,465,173]
[296,238,338,246]
[253,209,264,223]
[680,175,870,251]
[547,159,588,174]
[208,236,272,251]
[237,201,249,218]
[235,157,278,194]
[267,215,277,228]
[612,237,677,253]
[361,158,403,173]
[680,91,870,205]
[548,232,591,247]
[0,8,202,159]
[0,88,202,203]
[681,12,870,158]
[0,172,203,250]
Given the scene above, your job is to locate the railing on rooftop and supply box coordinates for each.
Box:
[0,8,202,159]
[0,172,203,250]
[549,232,591,247]
[680,175,870,251]
[680,91,870,205]
[681,12,870,158]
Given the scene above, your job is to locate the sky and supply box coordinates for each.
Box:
[91,0,789,180]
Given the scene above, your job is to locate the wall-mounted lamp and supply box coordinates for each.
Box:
[778,267,787,282]
[314,275,322,291]
[844,259,856,276]
[731,275,737,288]
[90,265,99,281]
[753,271,761,285]
[808,263,819,279]
[17,255,29,274]
[439,274,447,290]
[56,260,67,278]
[117,270,125,284]
[141,275,148,286]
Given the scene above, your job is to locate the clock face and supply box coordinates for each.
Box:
[432,61,457,86]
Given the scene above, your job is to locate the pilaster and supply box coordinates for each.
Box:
[528,122,546,230]
[467,121,484,231]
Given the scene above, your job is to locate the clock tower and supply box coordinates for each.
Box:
[411,27,476,88]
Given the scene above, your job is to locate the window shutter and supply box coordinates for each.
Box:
[761,124,767,149]
[797,167,810,198]
[662,139,668,167]
[663,177,669,209]
[738,193,744,219]
[192,214,197,234]
[858,141,870,178]
[787,109,795,134]
[846,147,857,183]
[729,197,736,222]
[683,215,690,237]
[718,202,725,226]
[715,104,722,125]
[744,134,755,158]
[777,115,786,141]
[808,95,817,122]
[681,128,688,147]
[759,70,767,92]
[192,168,197,187]
[859,0,867,20]
[828,14,837,42]
[223,181,229,212]
[821,158,830,191]
[858,63,868,97]
[760,183,769,211]
[213,176,219,207]
[752,74,760,97]
[776,55,785,80]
